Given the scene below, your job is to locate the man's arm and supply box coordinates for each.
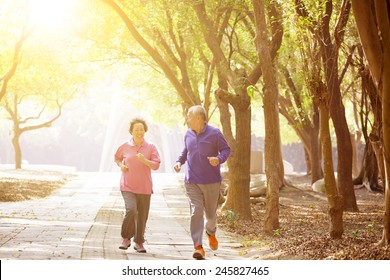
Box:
[216,131,231,164]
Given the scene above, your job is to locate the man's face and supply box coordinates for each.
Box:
[186,112,198,130]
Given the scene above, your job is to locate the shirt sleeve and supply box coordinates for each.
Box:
[114,144,123,163]
[149,144,161,170]
[216,130,231,164]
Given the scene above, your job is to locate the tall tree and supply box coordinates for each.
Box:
[278,58,322,183]
[351,0,390,245]
[316,82,344,238]
[275,1,325,183]
[295,0,358,212]
[0,4,30,102]
[190,1,253,220]
[1,44,84,169]
[353,46,383,192]
[320,0,357,212]
[3,94,63,169]
[190,0,284,220]
[1,0,86,168]
[252,0,284,233]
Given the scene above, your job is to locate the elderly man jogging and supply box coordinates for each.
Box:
[174,105,231,260]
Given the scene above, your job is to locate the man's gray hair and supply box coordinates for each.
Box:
[188,105,207,121]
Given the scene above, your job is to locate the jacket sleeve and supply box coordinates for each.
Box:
[177,145,188,165]
[177,134,188,165]
[216,130,231,164]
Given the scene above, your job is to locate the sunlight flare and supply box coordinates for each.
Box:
[29,0,74,30]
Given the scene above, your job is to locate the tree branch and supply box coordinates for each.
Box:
[21,101,63,133]
[334,0,352,49]
[339,44,356,84]
[100,0,196,107]
[191,1,235,84]
[214,87,240,105]
[351,0,383,88]
[19,105,46,125]
[0,19,31,102]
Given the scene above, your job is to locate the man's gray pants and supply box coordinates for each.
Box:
[185,182,220,248]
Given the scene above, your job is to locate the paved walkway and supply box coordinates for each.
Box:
[0,172,247,260]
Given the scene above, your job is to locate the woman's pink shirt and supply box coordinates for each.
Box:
[114,138,161,194]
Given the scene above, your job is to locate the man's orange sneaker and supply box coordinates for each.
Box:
[207,233,218,250]
[192,245,205,260]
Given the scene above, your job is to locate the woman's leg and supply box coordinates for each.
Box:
[133,194,151,244]
[121,191,137,239]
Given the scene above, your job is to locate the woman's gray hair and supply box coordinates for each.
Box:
[129,118,148,133]
[188,105,207,122]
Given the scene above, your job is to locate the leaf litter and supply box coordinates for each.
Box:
[218,174,389,260]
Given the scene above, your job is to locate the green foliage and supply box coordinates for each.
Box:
[0,0,98,156]
[0,0,366,157]
[367,221,377,232]
[223,210,238,228]
[247,85,256,102]
[350,229,360,238]
[273,228,282,237]
[119,62,184,127]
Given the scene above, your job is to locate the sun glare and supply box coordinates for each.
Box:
[29,0,74,30]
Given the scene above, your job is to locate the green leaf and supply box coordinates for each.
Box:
[247,85,255,102]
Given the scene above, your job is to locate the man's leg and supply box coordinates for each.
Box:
[200,183,220,236]
[185,183,205,247]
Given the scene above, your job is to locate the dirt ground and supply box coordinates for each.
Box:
[0,169,69,202]
[1,170,388,259]
[218,174,389,260]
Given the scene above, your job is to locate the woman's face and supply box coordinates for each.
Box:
[131,123,146,140]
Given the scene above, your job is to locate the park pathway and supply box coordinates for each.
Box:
[0,172,247,260]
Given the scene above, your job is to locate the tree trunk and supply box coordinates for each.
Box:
[330,98,357,212]
[253,0,284,234]
[353,141,381,192]
[351,0,390,245]
[353,48,383,192]
[381,35,390,245]
[318,1,358,211]
[216,75,252,220]
[370,135,385,185]
[351,131,362,178]
[279,99,323,182]
[12,132,22,169]
[310,104,322,184]
[191,2,253,220]
[319,104,344,239]
[310,131,322,184]
[220,98,252,220]
[304,147,311,175]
